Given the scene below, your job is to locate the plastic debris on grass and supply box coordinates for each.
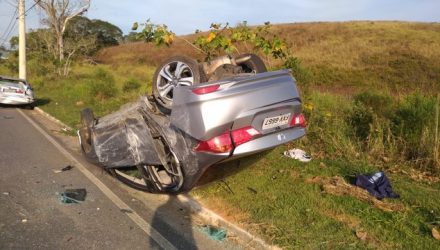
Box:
[199,225,227,241]
[283,148,311,162]
[58,189,87,204]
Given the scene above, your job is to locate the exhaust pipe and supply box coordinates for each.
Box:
[202,55,252,76]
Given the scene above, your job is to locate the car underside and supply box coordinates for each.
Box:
[78,54,306,193]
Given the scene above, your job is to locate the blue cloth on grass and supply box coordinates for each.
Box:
[355,172,400,200]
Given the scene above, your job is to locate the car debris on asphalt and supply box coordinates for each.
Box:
[199,225,227,241]
[58,188,87,204]
[53,165,74,174]
[0,115,14,119]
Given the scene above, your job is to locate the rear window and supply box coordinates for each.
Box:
[0,79,26,86]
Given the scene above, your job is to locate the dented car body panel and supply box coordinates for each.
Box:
[88,101,163,168]
[79,70,306,193]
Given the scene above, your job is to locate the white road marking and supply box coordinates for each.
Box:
[17,109,177,250]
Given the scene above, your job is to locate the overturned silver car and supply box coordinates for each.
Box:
[79,55,306,193]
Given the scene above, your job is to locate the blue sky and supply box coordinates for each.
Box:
[1,0,439,47]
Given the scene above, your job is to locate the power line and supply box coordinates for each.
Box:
[0,7,18,41]
[0,19,18,47]
[18,0,41,18]
[0,6,18,47]
[3,0,17,8]
[0,0,40,48]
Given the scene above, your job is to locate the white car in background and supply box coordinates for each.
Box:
[0,76,34,109]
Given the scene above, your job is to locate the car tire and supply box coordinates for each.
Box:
[108,165,183,194]
[237,53,267,73]
[25,103,34,110]
[79,108,98,163]
[152,56,206,113]
[108,167,158,192]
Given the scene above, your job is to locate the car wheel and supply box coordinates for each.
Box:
[79,108,98,162]
[236,53,267,73]
[109,156,184,194]
[152,56,205,113]
[25,103,34,110]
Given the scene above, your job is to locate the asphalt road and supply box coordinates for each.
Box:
[0,107,237,250]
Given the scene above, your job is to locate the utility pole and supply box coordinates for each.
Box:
[18,0,26,80]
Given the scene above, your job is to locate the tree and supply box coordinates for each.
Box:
[0,46,8,59]
[9,37,19,50]
[66,16,123,52]
[91,19,123,47]
[124,32,142,43]
[61,23,96,75]
[35,0,90,62]
[9,15,122,76]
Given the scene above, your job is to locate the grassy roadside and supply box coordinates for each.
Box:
[29,64,155,128]
[193,147,440,249]
[1,21,440,248]
[192,90,440,248]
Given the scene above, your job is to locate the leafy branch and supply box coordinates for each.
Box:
[132,19,174,46]
[133,20,291,62]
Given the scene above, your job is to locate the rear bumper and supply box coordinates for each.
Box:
[232,127,306,158]
[0,96,34,105]
[194,127,306,171]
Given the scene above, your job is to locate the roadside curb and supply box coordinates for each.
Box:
[34,107,73,131]
[178,194,281,250]
[33,106,279,249]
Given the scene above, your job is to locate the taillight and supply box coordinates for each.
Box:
[194,132,232,153]
[16,89,24,94]
[192,84,220,95]
[194,126,260,154]
[231,126,260,147]
[290,114,306,127]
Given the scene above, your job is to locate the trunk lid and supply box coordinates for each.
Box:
[170,70,302,141]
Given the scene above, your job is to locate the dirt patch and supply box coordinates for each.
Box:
[290,170,300,180]
[306,176,405,212]
[323,210,361,229]
[389,166,440,184]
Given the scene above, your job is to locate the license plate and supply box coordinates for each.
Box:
[262,113,291,130]
[2,88,16,93]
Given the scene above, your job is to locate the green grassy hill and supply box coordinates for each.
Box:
[98,21,440,92]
